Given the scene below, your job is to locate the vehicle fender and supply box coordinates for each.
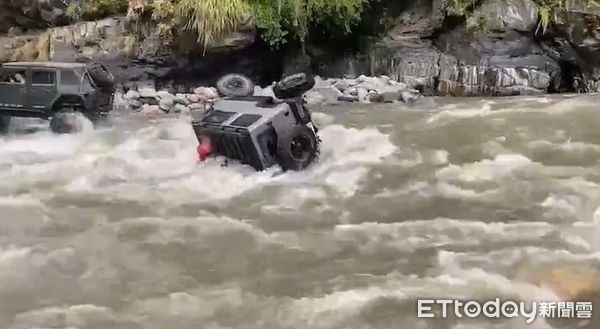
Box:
[51,94,86,112]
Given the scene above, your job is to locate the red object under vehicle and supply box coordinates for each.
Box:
[197,137,213,161]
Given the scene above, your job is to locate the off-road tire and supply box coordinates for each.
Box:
[0,115,11,134]
[50,110,84,134]
[86,63,116,91]
[276,124,318,171]
[216,74,255,97]
[273,73,316,99]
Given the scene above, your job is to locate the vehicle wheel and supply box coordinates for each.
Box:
[216,74,255,97]
[86,63,116,91]
[0,115,11,134]
[50,110,84,134]
[273,73,316,99]
[276,124,318,171]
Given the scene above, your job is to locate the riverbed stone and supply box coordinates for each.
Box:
[357,88,369,102]
[159,96,175,111]
[141,104,161,114]
[173,103,189,114]
[124,90,141,101]
[128,99,142,109]
[312,86,343,104]
[369,91,401,103]
[401,90,421,103]
[139,87,157,99]
[333,80,351,92]
[337,95,359,102]
[174,93,190,105]
[194,87,219,100]
[187,94,201,103]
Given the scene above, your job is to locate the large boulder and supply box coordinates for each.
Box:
[383,0,446,39]
[476,0,540,32]
[548,0,600,91]
[0,0,74,33]
[368,0,558,96]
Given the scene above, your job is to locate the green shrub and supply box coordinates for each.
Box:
[126,0,371,51]
[445,0,600,35]
[66,0,128,21]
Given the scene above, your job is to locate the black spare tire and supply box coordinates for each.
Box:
[86,63,116,91]
[216,73,255,97]
[273,73,315,99]
[50,110,84,134]
[276,124,318,171]
[0,115,11,134]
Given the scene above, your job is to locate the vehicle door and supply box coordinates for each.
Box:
[28,68,57,112]
[0,67,27,111]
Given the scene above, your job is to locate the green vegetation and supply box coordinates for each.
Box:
[133,0,369,50]
[66,0,128,21]
[445,0,600,35]
[98,0,367,51]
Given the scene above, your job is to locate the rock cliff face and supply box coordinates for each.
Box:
[1,0,600,96]
[365,0,600,96]
[0,14,269,90]
[0,0,73,34]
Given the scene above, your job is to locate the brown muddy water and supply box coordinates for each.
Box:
[0,93,599,329]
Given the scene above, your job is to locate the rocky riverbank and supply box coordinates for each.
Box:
[116,75,424,118]
[1,0,600,97]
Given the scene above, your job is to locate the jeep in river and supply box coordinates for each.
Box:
[193,73,321,171]
[0,61,116,134]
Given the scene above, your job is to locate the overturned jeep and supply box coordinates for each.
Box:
[0,61,115,134]
[192,73,320,171]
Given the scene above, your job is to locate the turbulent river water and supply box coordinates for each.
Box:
[0,94,599,329]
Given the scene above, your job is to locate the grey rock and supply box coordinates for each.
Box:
[174,93,190,105]
[337,95,359,102]
[356,81,381,92]
[194,87,219,100]
[357,88,369,102]
[187,94,201,103]
[139,87,157,99]
[173,104,190,114]
[376,91,402,103]
[128,100,142,109]
[124,90,141,101]
[141,104,162,115]
[344,87,359,96]
[477,0,539,32]
[371,26,559,96]
[159,96,175,112]
[139,97,159,106]
[401,90,421,103]
[333,80,351,92]
[312,86,343,104]
[156,90,173,99]
[383,0,445,39]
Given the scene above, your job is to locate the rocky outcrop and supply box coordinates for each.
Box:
[365,0,600,95]
[366,0,558,96]
[2,0,600,97]
[0,0,74,34]
[0,15,263,89]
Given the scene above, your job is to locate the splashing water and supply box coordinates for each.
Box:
[1,94,600,329]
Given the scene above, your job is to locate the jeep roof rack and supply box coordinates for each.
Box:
[2,62,88,69]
